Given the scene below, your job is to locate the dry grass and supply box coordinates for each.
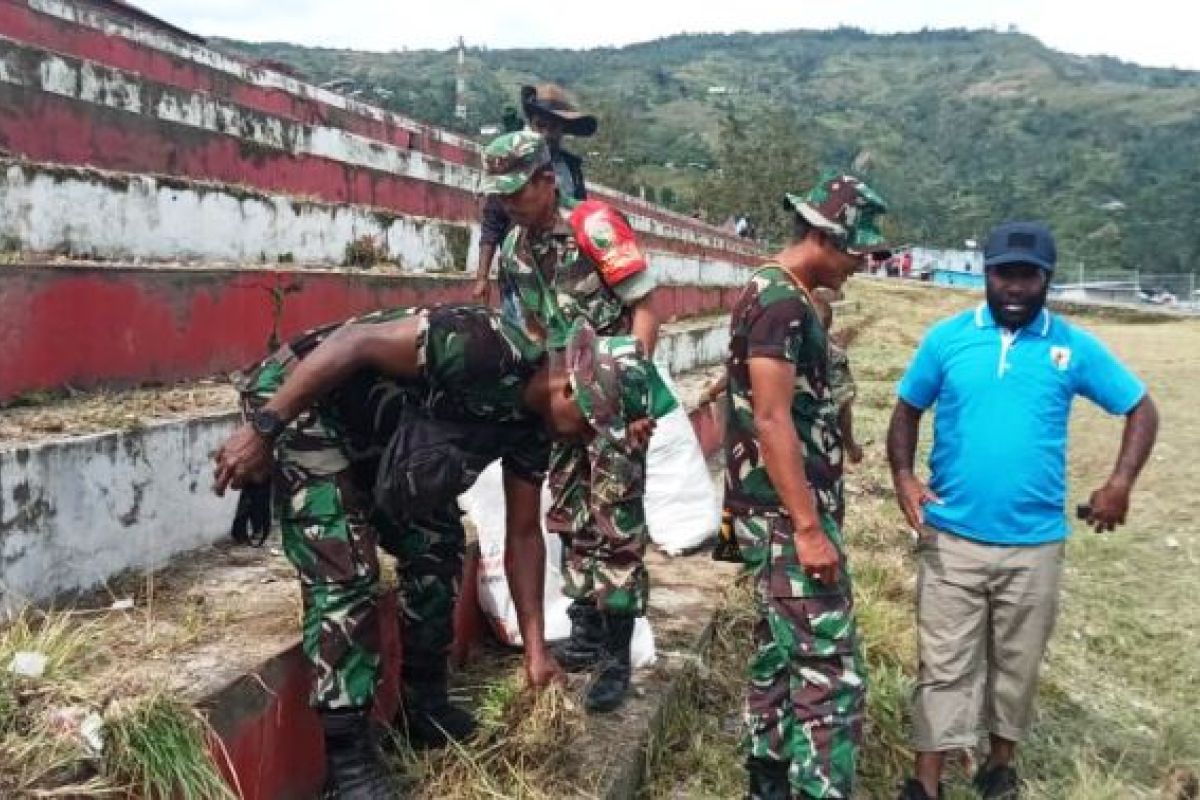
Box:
[0,609,232,798]
[0,546,298,798]
[395,667,598,800]
[0,381,237,445]
[644,278,1200,798]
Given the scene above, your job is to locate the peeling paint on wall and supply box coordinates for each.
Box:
[0,415,240,614]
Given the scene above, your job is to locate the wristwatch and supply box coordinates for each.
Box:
[250,408,287,441]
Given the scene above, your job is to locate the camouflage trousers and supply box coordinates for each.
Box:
[272,411,465,710]
[546,440,649,617]
[734,512,866,799]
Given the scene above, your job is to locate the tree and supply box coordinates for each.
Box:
[701,109,818,244]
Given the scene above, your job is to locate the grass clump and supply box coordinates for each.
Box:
[103,693,236,800]
[403,670,591,800]
[0,608,236,798]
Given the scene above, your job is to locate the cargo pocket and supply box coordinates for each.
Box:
[768,593,857,658]
[765,514,848,599]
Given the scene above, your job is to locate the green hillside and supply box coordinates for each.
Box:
[216,28,1200,274]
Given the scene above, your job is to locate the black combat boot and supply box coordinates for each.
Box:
[399,662,476,749]
[897,778,944,800]
[745,757,790,800]
[549,599,605,672]
[584,613,635,713]
[320,709,397,800]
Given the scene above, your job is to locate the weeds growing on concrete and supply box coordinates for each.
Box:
[102,693,236,800]
[0,608,234,799]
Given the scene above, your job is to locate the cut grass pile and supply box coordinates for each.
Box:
[392,663,598,800]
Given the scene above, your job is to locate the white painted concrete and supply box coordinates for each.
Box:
[0,414,240,615]
[26,0,479,151]
[4,5,756,258]
[0,39,483,196]
[0,162,480,270]
[0,315,729,615]
[0,160,754,283]
[655,315,731,376]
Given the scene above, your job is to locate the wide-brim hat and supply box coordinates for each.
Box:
[521,83,598,137]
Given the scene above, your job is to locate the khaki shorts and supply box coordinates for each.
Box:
[911,526,1064,750]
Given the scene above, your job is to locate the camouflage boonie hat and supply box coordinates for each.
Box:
[784,170,889,254]
[565,321,651,444]
[481,131,552,196]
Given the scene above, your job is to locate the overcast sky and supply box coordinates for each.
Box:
[138,0,1200,71]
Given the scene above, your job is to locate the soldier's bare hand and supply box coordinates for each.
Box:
[792,523,840,585]
[627,417,656,452]
[1086,478,1131,533]
[846,440,864,465]
[471,277,492,304]
[213,424,273,496]
[523,645,566,690]
[892,470,940,531]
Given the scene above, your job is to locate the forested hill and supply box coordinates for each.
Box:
[217,28,1200,273]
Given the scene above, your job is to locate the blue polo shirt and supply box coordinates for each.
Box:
[897,304,1146,545]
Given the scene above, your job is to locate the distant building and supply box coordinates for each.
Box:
[707,86,728,95]
[882,246,985,287]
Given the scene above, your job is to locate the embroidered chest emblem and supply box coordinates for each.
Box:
[1049,346,1072,371]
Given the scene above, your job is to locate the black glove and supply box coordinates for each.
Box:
[231,481,272,547]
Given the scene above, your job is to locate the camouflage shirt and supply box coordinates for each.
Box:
[239,305,552,483]
[498,197,657,350]
[722,266,844,521]
[828,342,856,412]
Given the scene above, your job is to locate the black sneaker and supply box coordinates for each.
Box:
[898,778,943,800]
[974,764,1020,799]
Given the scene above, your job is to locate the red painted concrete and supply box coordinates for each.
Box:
[0,84,758,267]
[204,592,403,800]
[0,266,736,400]
[0,0,756,259]
[0,84,485,223]
[0,0,477,166]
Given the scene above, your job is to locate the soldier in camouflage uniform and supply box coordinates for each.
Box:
[482,130,673,712]
[722,173,888,799]
[213,305,594,798]
[813,293,863,465]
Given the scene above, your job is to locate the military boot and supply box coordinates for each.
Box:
[745,757,790,800]
[400,662,476,749]
[320,709,397,800]
[549,599,605,672]
[584,613,635,713]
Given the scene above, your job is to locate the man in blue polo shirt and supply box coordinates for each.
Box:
[886,221,1159,800]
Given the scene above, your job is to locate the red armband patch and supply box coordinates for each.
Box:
[569,200,648,286]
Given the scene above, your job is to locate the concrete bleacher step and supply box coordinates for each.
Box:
[1,359,729,797]
[0,318,730,616]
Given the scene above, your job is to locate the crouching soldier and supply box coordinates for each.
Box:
[212,305,653,798]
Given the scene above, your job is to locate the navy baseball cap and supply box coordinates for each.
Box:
[983,221,1057,272]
